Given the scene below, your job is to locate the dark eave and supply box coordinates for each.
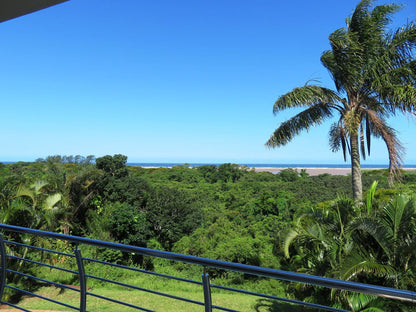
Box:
[0,0,68,23]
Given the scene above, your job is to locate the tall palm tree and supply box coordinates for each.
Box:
[266,0,416,200]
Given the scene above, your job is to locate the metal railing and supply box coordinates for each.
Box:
[0,223,415,312]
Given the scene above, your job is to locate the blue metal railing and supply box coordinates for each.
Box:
[0,223,415,311]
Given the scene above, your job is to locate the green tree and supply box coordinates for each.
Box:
[145,187,203,250]
[95,154,149,209]
[197,165,218,183]
[42,162,99,235]
[107,202,151,247]
[266,0,416,200]
[96,154,129,179]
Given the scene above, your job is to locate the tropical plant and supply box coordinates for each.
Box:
[283,190,416,311]
[266,0,416,200]
[281,196,358,307]
[348,194,416,290]
[42,163,99,235]
[283,196,356,276]
[0,180,41,227]
[330,193,416,312]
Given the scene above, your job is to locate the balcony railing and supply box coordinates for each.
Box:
[0,223,415,312]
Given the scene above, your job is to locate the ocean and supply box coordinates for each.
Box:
[127,163,416,169]
[3,161,415,169]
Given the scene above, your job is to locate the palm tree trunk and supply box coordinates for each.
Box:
[350,133,362,201]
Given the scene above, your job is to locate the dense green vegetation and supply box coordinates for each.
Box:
[266,0,416,201]
[1,154,416,311]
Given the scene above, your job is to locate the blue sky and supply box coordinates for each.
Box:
[1,0,415,164]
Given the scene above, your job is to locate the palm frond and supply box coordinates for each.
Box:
[365,116,371,156]
[379,84,416,113]
[14,186,35,207]
[400,197,416,235]
[272,85,341,113]
[366,181,378,215]
[43,193,62,210]
[382,195,407,240]
[388,22,416,64]
[321,50,345,93]
[283,229,300,258]
[365,110,404,181]
[370,2,402,31]
[30,180,49,193]
[360,123,366,160]
[339,251,396,281]
[349,217,393,259]
[329,122,343,154]
[326,29,364,92]
[360,307,388,312]
[370,21,416,112]
[266,103,334,147]
[348,0,373,33]
[346,292,384,312]
[342,126,351,158]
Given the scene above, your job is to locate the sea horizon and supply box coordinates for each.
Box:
[127,163,416,169]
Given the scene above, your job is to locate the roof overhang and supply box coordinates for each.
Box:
[0,0,69,23]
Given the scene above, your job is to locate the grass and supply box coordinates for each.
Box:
[12,285,268,311]
[4,260,287,311]
[2,251,292,311]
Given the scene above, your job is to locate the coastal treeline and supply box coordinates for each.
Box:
[1,154,416,310]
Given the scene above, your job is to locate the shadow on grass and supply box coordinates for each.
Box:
[254,299,319,312]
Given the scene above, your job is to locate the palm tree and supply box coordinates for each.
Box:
[283,196,356,276]
[266,0,416,200]
[347,194,416,290]
[328,193,416,312]
[283,192,416,311]
[43,163,99,235]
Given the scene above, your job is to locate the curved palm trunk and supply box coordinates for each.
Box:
[350,133,362,201]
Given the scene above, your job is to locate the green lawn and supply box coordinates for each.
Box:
[5,260,292,311]
[13,286,270,311]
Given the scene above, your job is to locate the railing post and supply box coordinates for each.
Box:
[202,267,212,312]
[74,248,86,312]
[0,234,6,302]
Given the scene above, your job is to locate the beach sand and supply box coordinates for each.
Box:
[252,167,388,176]
[252,167,351,176]
[140,165,415,176]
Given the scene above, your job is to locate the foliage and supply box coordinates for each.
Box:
[1,156,416,311]
[145,186,203,250]
[283,190,416,311]
[173,216,264,268]
[196,163,247,183]
[107,202,151,247]
[36,155,95,165]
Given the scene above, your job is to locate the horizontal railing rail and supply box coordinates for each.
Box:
[0,223,415,311]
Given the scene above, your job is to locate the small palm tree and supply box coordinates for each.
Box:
[349,194,416,290]
[266,0,416,200]
[283,193,416,311]
[283,196,356,276]
[43,163,98,235]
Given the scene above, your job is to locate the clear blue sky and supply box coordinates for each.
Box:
[1,0,415,164]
